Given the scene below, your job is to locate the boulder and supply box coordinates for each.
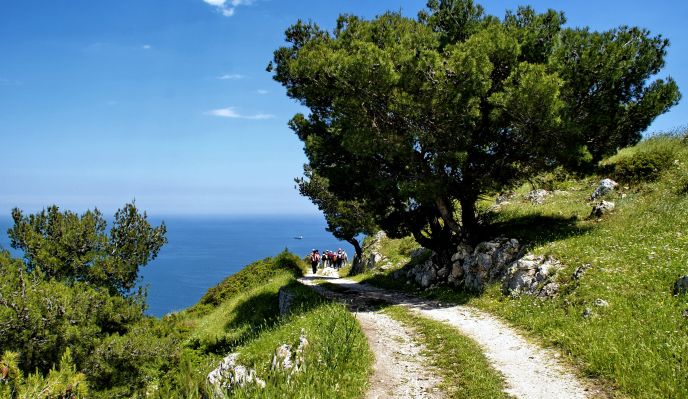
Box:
[462,238,521,291]
[673,275,688,295]
[278,287,295,316]
[591,178,618,200]
[207,353,265,397]
[502,255,562,296]
[413,259,438,288]
[538,282,560,298]
[590,201,615,218]
[272,330,309,373]
[524,189,550,205]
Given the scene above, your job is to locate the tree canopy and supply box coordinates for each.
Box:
[271,0,680,254]
[8,202,167,295]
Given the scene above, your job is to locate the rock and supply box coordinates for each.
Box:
[450,263,463,279]
[591,178,618,200]
[502,255,562,296]
[320,266,339,278]
[452,243,472,262]
[524,189,550,205]
[590,201,615,218]
[582,308,592,318]
[538,282,560,298]
[496,192,515,204]
[594,299,609,307]
[272,344,294,370]
[683,309,688,318]
[271,330,309,373]
[572,264,591,280]
[673,275,688,295]
[207,353,265,397]
[416,261,437,288]
[436,266,449,279]
[278,287,295,316]
[463,238,521,291]
[410,247,431,261]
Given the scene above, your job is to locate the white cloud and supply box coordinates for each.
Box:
[202,0,253,17]
[205,106,274,120]
[218,73,245,80]
[142,44,152,50]
[257,89,268,95]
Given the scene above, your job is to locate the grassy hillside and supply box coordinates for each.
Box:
[350,133,688,398]
[147,250,372,399]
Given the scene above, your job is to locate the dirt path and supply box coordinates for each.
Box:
[303,276,443,399]
[300,275,597,399]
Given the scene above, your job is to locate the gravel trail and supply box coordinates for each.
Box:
[302,276,443,399]
[300,275,597,399]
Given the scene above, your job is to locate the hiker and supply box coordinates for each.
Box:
[337,249,347,268]
[310,249,320,274]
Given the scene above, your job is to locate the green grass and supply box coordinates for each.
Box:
[352,135,688,398]
[232,297,373,399]
[144,251,373,399]
[383,306,511,399]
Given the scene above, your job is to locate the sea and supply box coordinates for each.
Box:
[0,215,354,317]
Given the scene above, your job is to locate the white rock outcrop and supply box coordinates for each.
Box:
[207,353,265,397]
[591,178,618,200]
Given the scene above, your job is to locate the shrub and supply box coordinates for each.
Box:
[1,349,89,399]
[610,147,675,184]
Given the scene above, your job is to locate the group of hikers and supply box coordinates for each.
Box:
[309,248,348,274]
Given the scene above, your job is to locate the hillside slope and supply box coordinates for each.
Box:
[350,133,688,398]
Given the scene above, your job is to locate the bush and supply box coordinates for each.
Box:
[0,251,146,375]
[1,349,89,399]
[610,148,675,184]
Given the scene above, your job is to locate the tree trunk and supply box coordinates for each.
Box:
[459,196,479,244]
[347,238,365,275]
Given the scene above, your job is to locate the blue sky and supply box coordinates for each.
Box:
[1,0,686,217]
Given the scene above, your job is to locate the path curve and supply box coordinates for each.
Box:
[300,275,594,399]
[304,277,443,399]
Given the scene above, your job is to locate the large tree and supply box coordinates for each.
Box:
[8,202,167,296]
[270,0,680,256]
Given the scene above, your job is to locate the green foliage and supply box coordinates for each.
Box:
[271,0,680,252]
[148,258,372,399]
[195,250,304,311]
[1,349,89,399]
[8,202,167,295]
[383,306,509,399]
[231,301,372,399]
[602,135,681,185]
[0,251,145,375]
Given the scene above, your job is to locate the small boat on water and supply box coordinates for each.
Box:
[294,235,303,239]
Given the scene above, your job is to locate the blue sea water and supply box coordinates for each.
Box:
[0,215,354,317]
